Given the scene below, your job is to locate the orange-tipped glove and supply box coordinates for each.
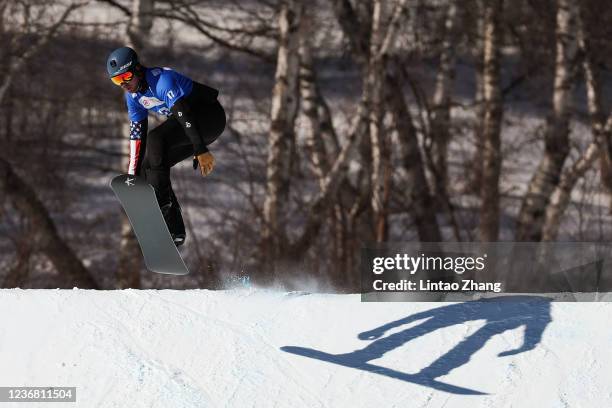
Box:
[194,151,215,177]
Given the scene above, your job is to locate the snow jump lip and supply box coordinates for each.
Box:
[280,346,487,396]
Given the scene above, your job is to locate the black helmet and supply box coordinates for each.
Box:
[106,46,139,78]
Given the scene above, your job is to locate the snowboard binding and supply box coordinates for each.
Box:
[161,195,186,247]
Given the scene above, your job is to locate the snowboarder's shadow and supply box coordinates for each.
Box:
[282,296,552,395]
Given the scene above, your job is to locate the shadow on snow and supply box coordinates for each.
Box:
[281,296,552,395]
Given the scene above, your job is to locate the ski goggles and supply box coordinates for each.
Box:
[110,71,134,86]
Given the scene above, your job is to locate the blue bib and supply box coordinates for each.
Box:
[125,67,194,122]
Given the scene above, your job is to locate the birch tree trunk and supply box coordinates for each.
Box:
[261,0,303,272]
[478,0,503,241]
[287,101,368,257]
[367,0,409,242]
[116,0,155,289]
[387,61,442,242]
[368,0,390,242]
[289,1,383,279]
[127,0,154,51]
[516,0,577,241]
[469,0,485,193]
[289,2,409,261]
[430,0,457,197]
[299,11,348,280]
[541,10,611,241]
[299,16,330,185]
[330,0,439,244]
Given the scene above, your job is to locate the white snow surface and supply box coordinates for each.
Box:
[1,289,611,407]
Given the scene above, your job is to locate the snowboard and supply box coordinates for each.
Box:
[281,346,486,395]
[110,174,189,275]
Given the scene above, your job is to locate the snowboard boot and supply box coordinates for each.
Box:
[169,190,186,246]
[160,197,186,247]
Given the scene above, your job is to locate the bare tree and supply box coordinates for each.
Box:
[0,157,98,288]
[153,0,276,62]
[261,0,304,272]
[387,61,442,242]
[468,0,486,193]
[298,13,331,186]
[430,0,458,197]
[367,0,402,242]
[478,0,503,241]
[3,0,611,290]
[516,0,578,241]
[0,0,96,288]
[330,0,440,244]
[0,1,87,101]
[128,0,154,51]
[541,7,612,241]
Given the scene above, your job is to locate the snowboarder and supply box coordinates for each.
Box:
[107,46,226,246]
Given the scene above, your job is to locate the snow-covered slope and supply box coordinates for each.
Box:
[0,289,610,407]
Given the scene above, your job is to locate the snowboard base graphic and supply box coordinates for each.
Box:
[281,346,486,395]
[110,174,189,275]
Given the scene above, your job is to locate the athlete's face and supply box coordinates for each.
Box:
[121,73,140,93]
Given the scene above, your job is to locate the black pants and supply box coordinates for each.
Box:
[141,100,226,207]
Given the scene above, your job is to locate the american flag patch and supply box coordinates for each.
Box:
[130,120,143,140]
